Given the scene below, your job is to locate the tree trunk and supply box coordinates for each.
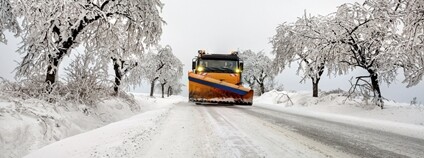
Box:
[45,19,87,87]
[368,70,384,109]
[43,14,106,92]
[311,62,325,98]
[167,86,171,97]
[113,75,121,96]
[255,71,268,96]
[45,61,58,85]
[167,86,172,97]
[113,59,122,96]
[161,83,165,98]
[45,53,62,87]
[248,80,255,89]
[312,78,320,97]
[259,82,265,96]
[150,79,156,97]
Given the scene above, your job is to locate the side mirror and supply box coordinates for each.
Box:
[192,59,196,70]
[239,62,244,71]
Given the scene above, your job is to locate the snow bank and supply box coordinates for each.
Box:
[254,90,424,139]
[0,93,184,158]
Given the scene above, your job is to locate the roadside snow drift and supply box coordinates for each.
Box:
[254,90,424,139]
[0,93,184,158]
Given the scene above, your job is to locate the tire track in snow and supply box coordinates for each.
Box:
[202,105,266,157]
[89,106,174,158]
[207,105,355,158]
[230,105,424,158]
[139,102,224,157]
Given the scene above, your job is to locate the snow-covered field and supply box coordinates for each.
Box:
[1,91,424,158]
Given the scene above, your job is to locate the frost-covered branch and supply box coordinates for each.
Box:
[0,0,20,44]
[13,0,164,89]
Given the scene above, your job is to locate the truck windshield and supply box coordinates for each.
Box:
[198,60,238,73]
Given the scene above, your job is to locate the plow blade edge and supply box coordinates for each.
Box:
[188,72,253,105]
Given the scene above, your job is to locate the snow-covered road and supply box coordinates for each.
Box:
[25,102,424,158]
[145,103,424,157]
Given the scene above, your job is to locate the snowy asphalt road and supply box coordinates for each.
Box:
[25,101,424,158]
[142,102,424,158]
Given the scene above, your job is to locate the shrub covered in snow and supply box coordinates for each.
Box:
[64,53,111,105]
[1,75,135,109]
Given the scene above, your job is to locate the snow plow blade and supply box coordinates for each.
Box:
[188,72,253,105]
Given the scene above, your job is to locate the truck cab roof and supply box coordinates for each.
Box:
[199,54,239,61]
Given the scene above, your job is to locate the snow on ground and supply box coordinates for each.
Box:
[0,93,184,158]
[22,94,185,158]
[3,90,424,158]
[254,90,424,139]
[24,95,185,158]
[22,90,424,158]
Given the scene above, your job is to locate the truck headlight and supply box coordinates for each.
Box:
[235,68,241,73]
[197,66,204,72]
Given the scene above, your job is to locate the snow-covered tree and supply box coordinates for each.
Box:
[84,19,143,95]
[159,63,183,98]
[271,14,339,97]
[166,82,183,97]
[365,0,424,89]
[165,65,183,97]
[398,0,424,87]
[271,0,416,108]
[13,0,164,88]
[313,1,404,108]
[239,50,256,89]
[141,45,181,97]
[155,46,183,98]
[0,0,20,44]
[141,51,162,97]
[240,50,276,95]
[110,56,138,95]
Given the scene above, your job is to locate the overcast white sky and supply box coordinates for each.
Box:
[1,0,423,103]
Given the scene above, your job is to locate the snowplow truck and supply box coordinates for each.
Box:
[188,50,254,105]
